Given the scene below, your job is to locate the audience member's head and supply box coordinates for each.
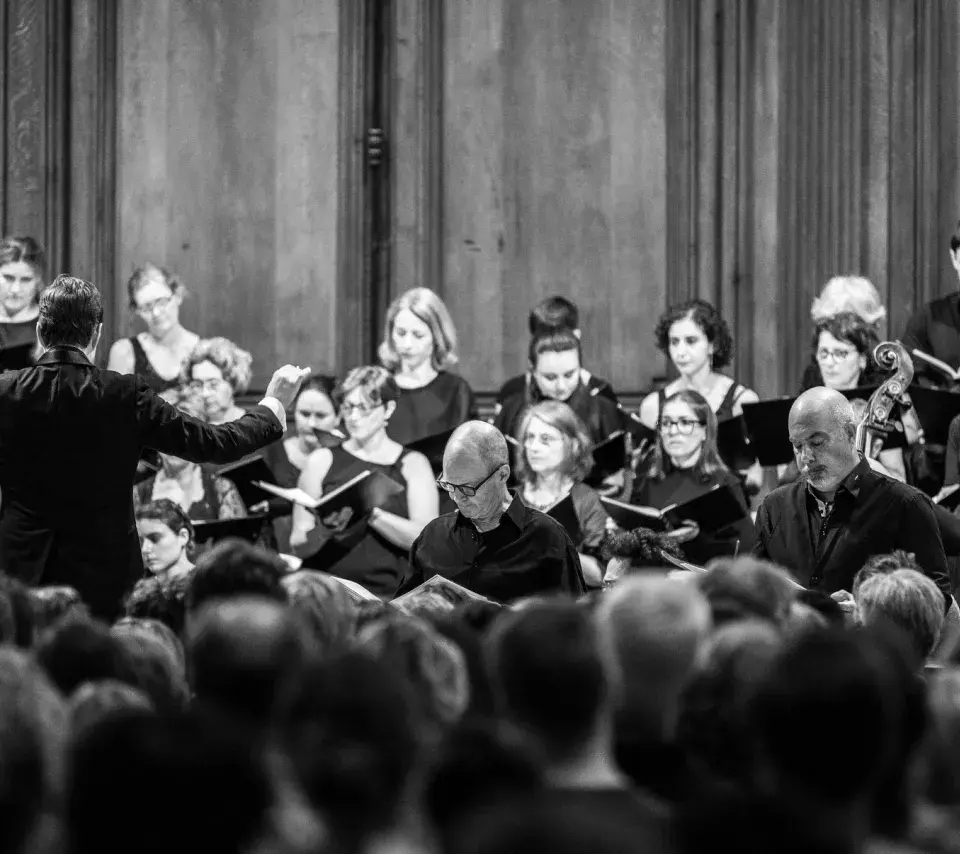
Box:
[853,550,922,600]
[696,556,798,627]
[677,619,782,785]
[425,721,543,845]
[111,618,188,713]
[34,613,138,698]
[596,575,712,742]
[748,627,907,813]
[67,708,283,854]
[921,667,960,807]
[186,597,306,731]
[123,571,190,636]
[0,649,66,854]
[358,614,470,735]
[30,585,87,636]
[0,573,34,647]
[185,538,288,616]
[486,598,614,766]
[67,680,154,739]
[857,569,945,662]
[280,570,358,658]
[37,275,103,350]
[276,651,421,852]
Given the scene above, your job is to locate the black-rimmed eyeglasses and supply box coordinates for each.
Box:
[436,466,501,497]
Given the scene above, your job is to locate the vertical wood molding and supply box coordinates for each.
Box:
[392,0,443,299]
[70,0,118,342]
[336,0,371,371]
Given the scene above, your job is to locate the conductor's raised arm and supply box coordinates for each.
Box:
[137,365,311,464]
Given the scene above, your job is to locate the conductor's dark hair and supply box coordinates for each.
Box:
[950,221,960,254]
[0,235,47,282]
[185,539,288,614]
[655,298,733,370]
[529,296,579,336]
[486,598,610,761]
[37,275,103,348]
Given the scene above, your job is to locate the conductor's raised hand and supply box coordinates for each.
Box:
[265,365,312,410]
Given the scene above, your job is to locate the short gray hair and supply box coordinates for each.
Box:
[858,569,945,661]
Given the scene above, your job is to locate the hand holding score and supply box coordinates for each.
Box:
[266,365,312,410]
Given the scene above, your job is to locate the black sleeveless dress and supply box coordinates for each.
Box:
[129,336,180,394]
[301,445,411,598]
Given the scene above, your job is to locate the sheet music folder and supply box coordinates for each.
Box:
[254,469,403,519]
[542,493,582,544]
[601,481,748,534]
[741,387,907,467]
[207,454,277,508]
[192,513,272,545]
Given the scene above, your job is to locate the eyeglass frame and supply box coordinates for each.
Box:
[135,295,175,317]
[816,347,857,364]
[339,400,385,417]
[657,417,704,436]
[436,465,503,497]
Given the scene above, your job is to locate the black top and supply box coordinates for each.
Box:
[753,457,953,606]
[631,467,754,565]
[301,445,411,599]
[0,319,38,370]
[387,371,475,447]
[901,292,960,387]
[0,345,282,620]
[399,492,586,602]
[129,335,181,394]
[497,370,619,405]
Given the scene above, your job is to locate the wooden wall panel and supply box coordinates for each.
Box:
[117,0,340,387]
[442,0,668,393]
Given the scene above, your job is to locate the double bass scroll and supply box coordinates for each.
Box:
[855,341,914,459]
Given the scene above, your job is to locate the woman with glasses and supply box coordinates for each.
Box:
[180,337,252,424]
[290,366,438,598]
[638,299,762,494]
[792,311,907,483]
[495,329,624,487]
[0,236,46,364]
[514,401,612,587]
[631,390,754,565]
[107,264,200,399]
[378,287,475,447]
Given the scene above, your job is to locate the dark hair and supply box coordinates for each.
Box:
[30,585,87,636]
[486,598,609,760]
[126,263,183,309]
[34,613,139,697]
[123,573,190,637]
[528,296,579,336]
[275,651,421,850]
[67,708,276,854]
[110,626,188,715]
[696,557,797,628]
[795,589,846,626]
[37,275,104,348]
[649,389,729,482]
[655,298,733,370]
[950,220,960,254]
[812,310,880,361]
[135,499,194,547]
[0,235,47,284]
[292,373,337,410]
[528,328,581,369]
[600,527,683,568]
[185,539,288,614]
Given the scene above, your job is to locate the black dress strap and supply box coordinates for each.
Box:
[130,336,180,393]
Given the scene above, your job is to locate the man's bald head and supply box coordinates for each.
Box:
[789,387,856,435]
[444,420,509,470]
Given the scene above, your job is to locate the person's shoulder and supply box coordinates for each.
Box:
[919,293,960,319]
[522,502,575,542]
[497,373,526,400]
[760,480,803,509]
[436,370,472,391]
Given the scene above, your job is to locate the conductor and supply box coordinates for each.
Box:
[0,275,309,619]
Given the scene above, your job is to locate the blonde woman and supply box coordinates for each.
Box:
[378,287,474,447]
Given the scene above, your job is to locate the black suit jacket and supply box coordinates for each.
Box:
[0,346,283,618]
[753,459,953,604]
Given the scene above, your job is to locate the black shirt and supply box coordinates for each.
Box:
[398,492,586,602]
[901,292,960,387]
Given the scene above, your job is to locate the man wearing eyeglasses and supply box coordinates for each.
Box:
[397,421,585,602]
